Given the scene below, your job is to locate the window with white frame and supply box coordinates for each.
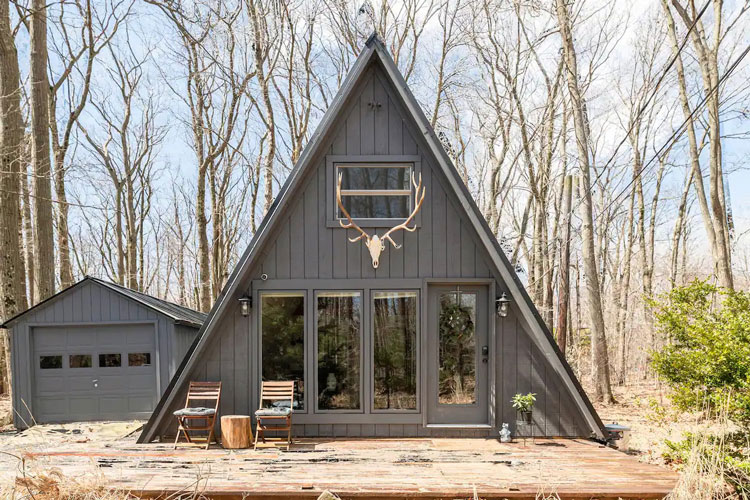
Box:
[336,163,413,219]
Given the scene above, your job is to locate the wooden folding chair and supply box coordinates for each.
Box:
[254,381,295,451]
[173,381,222,450]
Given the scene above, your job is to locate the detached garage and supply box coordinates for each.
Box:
[2,277,205,428]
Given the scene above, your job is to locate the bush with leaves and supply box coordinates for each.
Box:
[649,280,750,426]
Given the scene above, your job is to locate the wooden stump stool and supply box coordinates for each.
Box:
[221,415,252,449]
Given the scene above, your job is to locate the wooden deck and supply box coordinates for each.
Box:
[16,438,677,499]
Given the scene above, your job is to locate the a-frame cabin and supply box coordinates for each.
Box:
[139,34,605,443]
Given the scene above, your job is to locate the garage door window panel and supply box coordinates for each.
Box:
[69,354,92,368]
[99,353,122,367]
[39,355,62,369]
[128,352,152,366]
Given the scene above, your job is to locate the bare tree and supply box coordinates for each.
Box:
[555,0,614,403]
[78,35,165,290]
[660,0,734,289]
[149,0,254,311]
[29,0,55,301]
[247,0,281,213]
[46,0,130,288]
[0,0,28,321]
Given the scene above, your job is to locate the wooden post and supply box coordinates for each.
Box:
[221,415,252,449]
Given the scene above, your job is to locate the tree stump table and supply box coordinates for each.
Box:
[221,415,252,449]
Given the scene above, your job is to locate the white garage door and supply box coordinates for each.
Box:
[32,324,158,422]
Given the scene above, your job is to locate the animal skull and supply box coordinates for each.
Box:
[365,234,386,268]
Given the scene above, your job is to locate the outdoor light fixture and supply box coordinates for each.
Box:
[239,296,252,317]
[496,292,511,318]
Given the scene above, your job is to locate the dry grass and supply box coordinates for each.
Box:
[1,457,130,499]
[0,394,12,430]
[0,455,219,499]
[665,433,739,500]
[596,382,749,500]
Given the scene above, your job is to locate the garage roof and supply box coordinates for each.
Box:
[1,277,206,328]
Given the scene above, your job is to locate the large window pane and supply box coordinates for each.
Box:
[340,195,410,219]
[317,292,361,410]
[373,292,417,410]
[438,292,477,405]
[339,166,410,190]
[261,293,305,410]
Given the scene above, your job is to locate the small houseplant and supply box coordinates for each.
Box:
[511,392,536,424]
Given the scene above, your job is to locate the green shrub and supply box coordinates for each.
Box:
[649,280,750,426]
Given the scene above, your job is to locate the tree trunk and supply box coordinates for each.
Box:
[248,0,277,214]
[670,171,693,287]
[0,0,29,319]
[196,163,211,312]
[30,0,55,302]
[556,175,573,356]
[555,0,614,403]
[22,161,35,303]
[53,153,73,287]
[616,188,635,385]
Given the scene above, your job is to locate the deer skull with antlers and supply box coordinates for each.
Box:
[336,171,425,268]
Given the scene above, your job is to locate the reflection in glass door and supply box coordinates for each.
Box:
[316,291,362,411]
[438,291,477,405]
[427,285,489,425]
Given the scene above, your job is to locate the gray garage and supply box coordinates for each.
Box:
[2,277,205,428]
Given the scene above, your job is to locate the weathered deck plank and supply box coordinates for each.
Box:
[16,438,677,499]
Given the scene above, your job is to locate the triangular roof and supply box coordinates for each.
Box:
[1,276,206,328]
[139,34,606,442]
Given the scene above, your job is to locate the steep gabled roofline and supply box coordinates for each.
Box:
[138,37,380,443]
[1,277,205,328]
[365,36,606,440]
[138,33,606,442]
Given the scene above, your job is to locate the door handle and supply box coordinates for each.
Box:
[92,379,99,388]
[481,345,489,363]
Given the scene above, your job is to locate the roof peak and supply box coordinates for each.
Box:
[364,31,382,47]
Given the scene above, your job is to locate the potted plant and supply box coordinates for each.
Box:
[511,392,536,424]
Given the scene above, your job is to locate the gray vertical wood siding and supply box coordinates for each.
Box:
[154,63,591,439]
[7,280,201,428]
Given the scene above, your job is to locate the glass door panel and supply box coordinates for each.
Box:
[427,285,489,425]
[261,292,305,410]
[438,291,477,405]
[316,291,362,411]
[373,291,418,411]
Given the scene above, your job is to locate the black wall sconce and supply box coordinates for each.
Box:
[496,292,511,318]
[239,295,252,317]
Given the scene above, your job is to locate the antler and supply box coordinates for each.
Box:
[336,173,371,243]
[381,172,425,249]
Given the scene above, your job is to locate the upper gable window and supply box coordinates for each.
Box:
[336,164,412,220]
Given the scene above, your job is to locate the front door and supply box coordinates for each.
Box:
[426,285,489,425]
